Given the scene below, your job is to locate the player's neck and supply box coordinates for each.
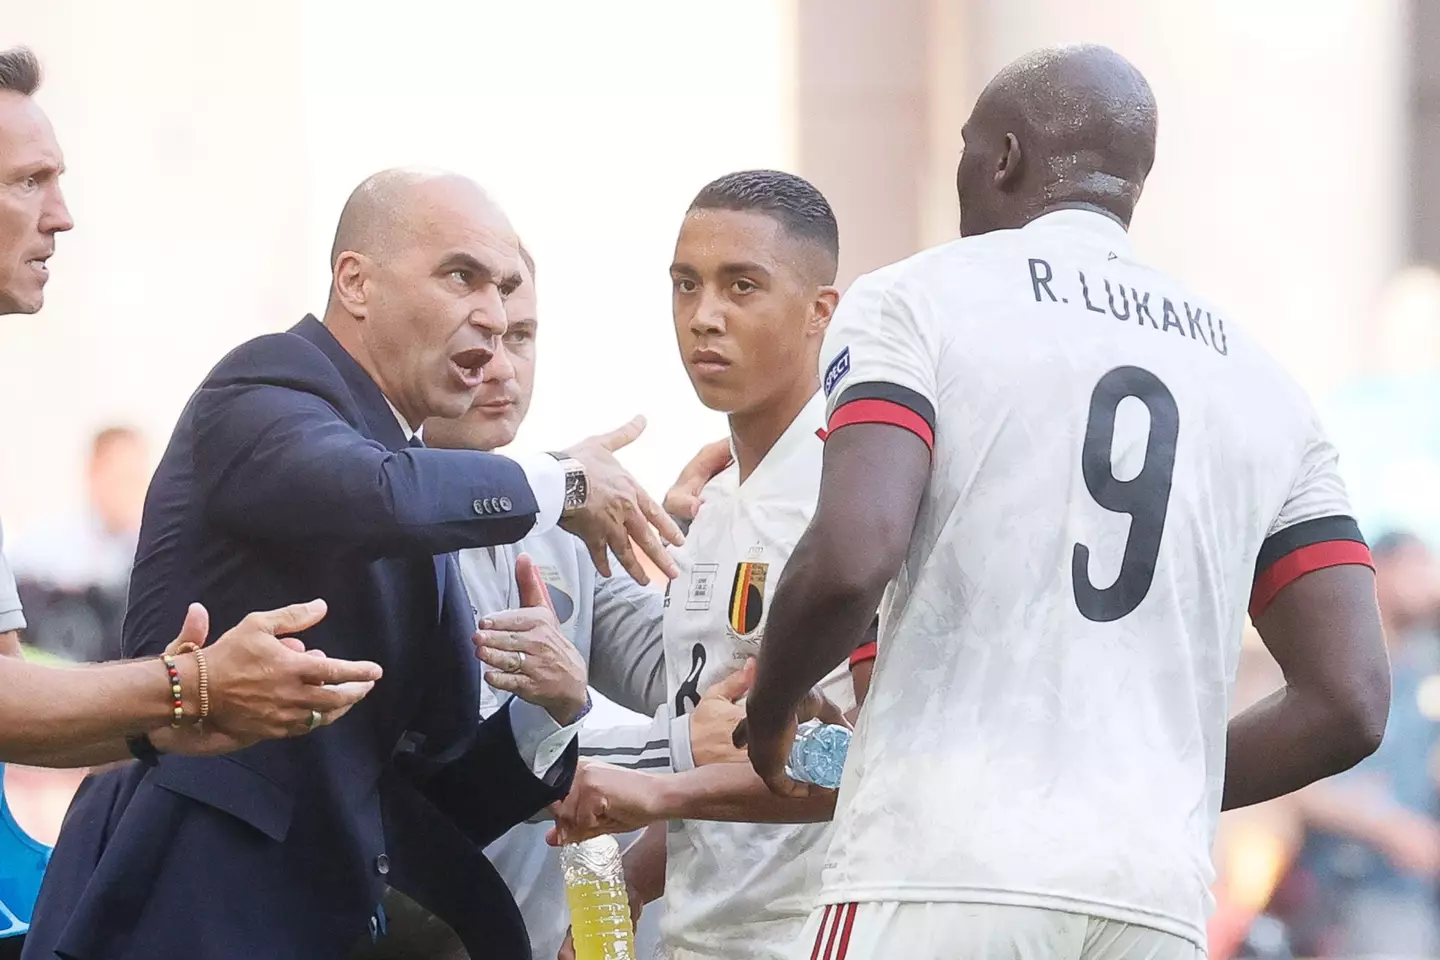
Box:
[727,376,819,483]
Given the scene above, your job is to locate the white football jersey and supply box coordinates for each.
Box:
[813,210,1370,947]
[660,392,855,960]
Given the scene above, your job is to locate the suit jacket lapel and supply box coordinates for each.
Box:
[292,315,410,452]
[294,316,449,616]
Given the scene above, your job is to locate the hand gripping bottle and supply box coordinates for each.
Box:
[561,835,635,960]
[786,718,852,789]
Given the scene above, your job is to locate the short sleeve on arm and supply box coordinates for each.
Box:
[820,270,939,451]
[1250,415,1372,619]
[0,519,24,633]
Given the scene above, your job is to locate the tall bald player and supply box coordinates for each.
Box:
[743,45,1390,960]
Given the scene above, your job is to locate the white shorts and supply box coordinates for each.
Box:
[791,902,1205,960]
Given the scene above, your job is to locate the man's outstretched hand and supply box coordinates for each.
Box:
[546,761,671,847]
[151,600,381,755]
[560,415,684,585]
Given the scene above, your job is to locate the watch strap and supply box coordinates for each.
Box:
[546,453,588,517]
[126,733,161,766]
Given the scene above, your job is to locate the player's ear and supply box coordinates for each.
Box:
[333,251,372,320]
[995,132,1023,191]
[809,285,840,336]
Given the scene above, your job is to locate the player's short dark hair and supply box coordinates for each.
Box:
[688,170,839,282]
[0,47,41,97]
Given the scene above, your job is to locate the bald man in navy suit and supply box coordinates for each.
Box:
[23,169,683,960]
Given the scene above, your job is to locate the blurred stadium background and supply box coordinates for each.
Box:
[3,2,1440,956]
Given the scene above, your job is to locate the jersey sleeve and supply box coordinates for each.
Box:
[576,707,674,773]
[820,269,939,451]
[1250,416,1373,619]
[587,567,668,716]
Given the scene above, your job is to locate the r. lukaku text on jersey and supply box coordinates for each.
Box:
[1027,257,1229,357]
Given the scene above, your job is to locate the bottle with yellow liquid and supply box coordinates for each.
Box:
[561,835,635,960]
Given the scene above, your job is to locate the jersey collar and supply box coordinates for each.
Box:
[735,390,826,490]
[1024,208,1133,255]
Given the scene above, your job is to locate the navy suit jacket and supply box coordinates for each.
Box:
[23,317,575,960]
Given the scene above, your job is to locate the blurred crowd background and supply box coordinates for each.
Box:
[2,0,1439,957]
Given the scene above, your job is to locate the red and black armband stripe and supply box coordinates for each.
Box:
[849,615,880,668]
[849,642,878,668]
[828,383,936,450]
[1250,515,1373,619]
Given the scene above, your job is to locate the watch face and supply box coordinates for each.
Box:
[566,469,588,509]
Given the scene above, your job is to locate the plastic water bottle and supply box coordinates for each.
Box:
[561,835,635,960]
[786,719,852,788]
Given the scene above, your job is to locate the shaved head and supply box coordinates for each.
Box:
[329,168,514,271]
[956,44,1158,236]
[323,166,525,428]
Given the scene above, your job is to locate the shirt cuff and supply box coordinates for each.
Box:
[509,697,582,781]
[669,713,696,772]
[0,607,24,633]
[506,451,566,536]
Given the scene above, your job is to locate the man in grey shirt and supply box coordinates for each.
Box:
[0,45,380,766]
[426,244,672,959]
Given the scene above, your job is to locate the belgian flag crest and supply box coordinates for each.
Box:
[727,562,768,636]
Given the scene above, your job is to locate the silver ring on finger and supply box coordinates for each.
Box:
[512,650,527,672]
[306,709,322,731]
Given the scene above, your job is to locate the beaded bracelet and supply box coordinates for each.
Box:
[176,643,211,723]
[194,648,210,721]
[162,654,184,727]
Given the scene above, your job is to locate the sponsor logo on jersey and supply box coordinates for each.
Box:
[728,562,768,636]
[687,563,720,611]
[538,564,575,624]
[674,642,707,716]
[823,347,851,397]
